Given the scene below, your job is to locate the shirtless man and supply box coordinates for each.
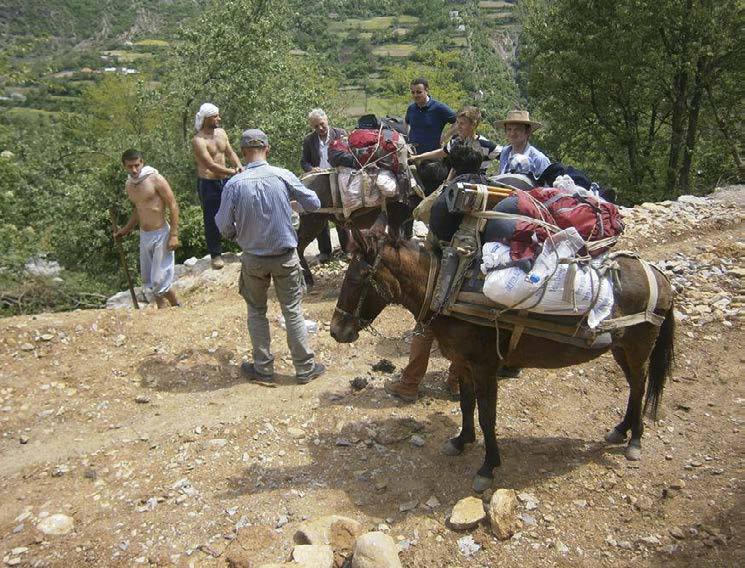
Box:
[115,149,180,308]
[191,102,243,269]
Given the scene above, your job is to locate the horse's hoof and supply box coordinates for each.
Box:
[441,440,462,456]
[472,474,493,493]
[625,442,642,461]
[605,427,626,445]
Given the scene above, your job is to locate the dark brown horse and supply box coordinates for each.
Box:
[297,161,448,286]
[330,219,675,492]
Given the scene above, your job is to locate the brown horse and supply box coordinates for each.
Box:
[297,161,448,287]
[330,219,675,492]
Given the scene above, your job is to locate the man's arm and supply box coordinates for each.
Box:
[439,104,458,145]
[154,175,181,250]
[114,210,138,238]
[300,134,314,172]
[214,183,237,239]
[284,171,320,212]
[224,133,243,173]
[192,136,237,177]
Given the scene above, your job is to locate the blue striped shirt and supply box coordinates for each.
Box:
[215,160,320,256]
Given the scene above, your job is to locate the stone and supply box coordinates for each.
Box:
[20,343,34,352]
[135,395,150,404]
[488,489,518,540]
[449,496,486,530]
[399,500,418,512]
[287,427,306,439]
[37,513,74,535]
[409,435,425,447]
[669,526,686,540]
[457,535,480,557]
[294,515,363,562]
[352,532,402,568]
[517,492,539,510]
[425,496,441,509]
[292,544,334,567]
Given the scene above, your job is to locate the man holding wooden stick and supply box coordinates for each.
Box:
[114,149,181,309]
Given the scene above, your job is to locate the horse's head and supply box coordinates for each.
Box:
[330,215,400,343]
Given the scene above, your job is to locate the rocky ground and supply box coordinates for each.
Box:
[1,186,743,567]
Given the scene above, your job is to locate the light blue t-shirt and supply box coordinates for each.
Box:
[498,144,550,177]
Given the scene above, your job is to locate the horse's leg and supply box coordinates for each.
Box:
[608,347,646,461]
[473,368,500,492]
[442,363,476,456]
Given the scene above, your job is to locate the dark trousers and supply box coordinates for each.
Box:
[316,222,350,255]
[197,178,226,258]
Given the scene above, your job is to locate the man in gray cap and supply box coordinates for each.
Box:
[215,128,326,384]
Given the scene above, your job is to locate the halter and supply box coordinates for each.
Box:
[333,236,392,330]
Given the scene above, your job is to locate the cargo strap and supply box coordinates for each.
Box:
[416,250,439,324]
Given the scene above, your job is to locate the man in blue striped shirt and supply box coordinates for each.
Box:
[215,128,326,384]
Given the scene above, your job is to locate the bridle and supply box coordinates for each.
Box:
[333,236,393,331]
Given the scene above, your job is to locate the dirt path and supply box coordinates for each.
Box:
[0,197,743,567]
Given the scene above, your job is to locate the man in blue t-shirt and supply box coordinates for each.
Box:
[404,78,457,154]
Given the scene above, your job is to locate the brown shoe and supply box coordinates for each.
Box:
[384,378,419,403]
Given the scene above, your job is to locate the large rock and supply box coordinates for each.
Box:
[37,513,74,535]
[292,544,334,567]
[488,489,519,540]
[294,515,363,547]
[448,496,486,530]
[352,532,402,568]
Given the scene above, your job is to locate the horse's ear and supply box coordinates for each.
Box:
[370,211,388,239]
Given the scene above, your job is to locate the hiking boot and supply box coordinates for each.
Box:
[297,362,326,384]
[497,366,522,379]
[241,362,274,383]
[384,378,419,403]
[211,255,225,270]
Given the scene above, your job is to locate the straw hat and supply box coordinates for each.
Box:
[495,110,543,130]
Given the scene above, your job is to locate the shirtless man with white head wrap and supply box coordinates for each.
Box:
[191,103,243,269]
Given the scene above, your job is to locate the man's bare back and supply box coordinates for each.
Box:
[192,128,240,179]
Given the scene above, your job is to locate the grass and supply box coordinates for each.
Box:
[329,15,419,33]
[1,107,73,126]
[133,39,169,47]
[340,91,405,119]
[371,44,416,57]
[101,50,154,62]
[479,1,514,8]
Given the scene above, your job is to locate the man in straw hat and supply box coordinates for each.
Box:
[496,110,550,178]
[192,102,243,270]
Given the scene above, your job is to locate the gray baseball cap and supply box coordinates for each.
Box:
[240,128,269,148]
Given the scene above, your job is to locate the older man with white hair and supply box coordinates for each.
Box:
[192,102,243,269]
[300,108,349,262]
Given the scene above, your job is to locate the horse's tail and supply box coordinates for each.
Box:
[644,304,675,419]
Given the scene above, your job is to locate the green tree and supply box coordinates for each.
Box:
[520,0,743,201]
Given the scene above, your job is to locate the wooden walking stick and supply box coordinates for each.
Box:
[109,208,140,310]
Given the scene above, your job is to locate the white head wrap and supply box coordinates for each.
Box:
[195,103,219,131]
[128,165,158,185]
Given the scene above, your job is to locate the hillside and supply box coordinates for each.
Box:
[0,187,743,567]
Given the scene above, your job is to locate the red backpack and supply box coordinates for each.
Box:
[512,187,624,259]
[347,128,403,172]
